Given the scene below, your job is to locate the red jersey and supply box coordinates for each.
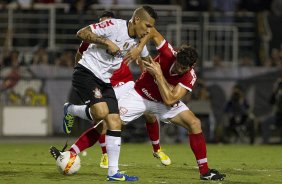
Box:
[78,41,134,87]
[134,40,197,102]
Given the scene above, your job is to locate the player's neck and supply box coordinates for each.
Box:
[127,20,135,38]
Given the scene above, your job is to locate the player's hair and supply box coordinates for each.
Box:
[142,6,158,20]
[99,11,115,19]
[133,6,158,20]
[176,45,198,67]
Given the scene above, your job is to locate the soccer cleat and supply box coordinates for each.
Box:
[107,172,138,182]
[153,149,171,166]
[49,146,61,160]
[63,102,74,134]
[200,169,226,181]
[100,153,108,169]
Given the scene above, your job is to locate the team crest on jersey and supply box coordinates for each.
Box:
[123,42,130,50]
[93,88,102,99]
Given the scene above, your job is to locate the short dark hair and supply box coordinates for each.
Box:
[142,5,158,20]
[176,45,198,67]
[99,11,115,19]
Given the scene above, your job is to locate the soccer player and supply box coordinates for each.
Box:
[117,27,226,181]
[70,23,171,168]
[51,6,158,182]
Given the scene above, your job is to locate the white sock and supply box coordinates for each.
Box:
[106,134,121,176]
[70,144,80,154]
[68,104,92,121]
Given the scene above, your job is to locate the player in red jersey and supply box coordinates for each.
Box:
[59,11,171,169]
[68,40,171,168]
[118,27,226,181]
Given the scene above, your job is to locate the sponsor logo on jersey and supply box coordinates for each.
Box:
[119,107,128,115]
[92,20,114,29]
[141,88,157,101]
[93,88,102,99]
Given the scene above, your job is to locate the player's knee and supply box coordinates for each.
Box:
[144,113,157,123]
[189,117,202,131]
[90,107,109,120]
[106,115,122,130]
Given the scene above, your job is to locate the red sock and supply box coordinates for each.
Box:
[69,127,100,154]
[98,134,107,154]
[188,132,209,175]
[146,120,160,152]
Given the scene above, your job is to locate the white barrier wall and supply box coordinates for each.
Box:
[0,106,52,136]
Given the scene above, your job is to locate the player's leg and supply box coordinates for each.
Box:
[169,109,225,180]
[104,87,138,181]
[64,102,109,133]
[98,123,108,168]
[49,121,103,160]
[62,65,110,134]
[69,122,104,154]
[143,113,171,166]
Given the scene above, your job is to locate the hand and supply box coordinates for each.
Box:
[124,46,142,65]
[143,59,163,78]
[106,41,120,56]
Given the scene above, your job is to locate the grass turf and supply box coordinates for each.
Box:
[0,140,281,184]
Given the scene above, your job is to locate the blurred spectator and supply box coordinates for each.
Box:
[256,11,272,65]
[212,54,224,67]
[35,0,55,3]
[211,0,240,13]
[15,0,34,9]
[190,78,210,100]
[271,0,282,17]
[2,50,23,68]
[264,48,282,67]
[239,53,255,66]
[171,0,211,11]
[0,52,20,91]
[261,78,282,144]
[55,50,75,68]
[69,0,87,14]
[31,47,49,65]
[98,0,136,5]
[222,84,256,144]
[0,0,12,9]
[238,0,271,12]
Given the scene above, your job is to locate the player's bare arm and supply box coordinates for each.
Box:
[74,51,81,66]
[124,34,152,64]
[76,26,120,56]
[143,59,187,106]
[145,27,165,48]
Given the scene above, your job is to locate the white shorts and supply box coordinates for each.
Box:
[113,81,135,100]
[118,88,189,124]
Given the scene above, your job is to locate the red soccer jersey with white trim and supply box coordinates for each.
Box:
[110,62,134,87]
[134,40,197,102]
[78,41,133,87]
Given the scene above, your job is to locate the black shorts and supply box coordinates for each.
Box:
[72,64,119,114]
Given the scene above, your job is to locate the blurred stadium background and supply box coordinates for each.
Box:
[0,0,282,145]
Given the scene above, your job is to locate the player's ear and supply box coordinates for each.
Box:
[134,16,140,24]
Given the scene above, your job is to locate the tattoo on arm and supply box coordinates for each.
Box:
[77,26,108,46]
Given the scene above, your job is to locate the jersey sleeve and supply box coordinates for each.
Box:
[156,40,176,60]
[178,69,197,92]
[140,45,149,57]
[78,41,90,54]
[89,18,116,37]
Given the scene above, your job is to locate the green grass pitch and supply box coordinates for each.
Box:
[0,140,281,184]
